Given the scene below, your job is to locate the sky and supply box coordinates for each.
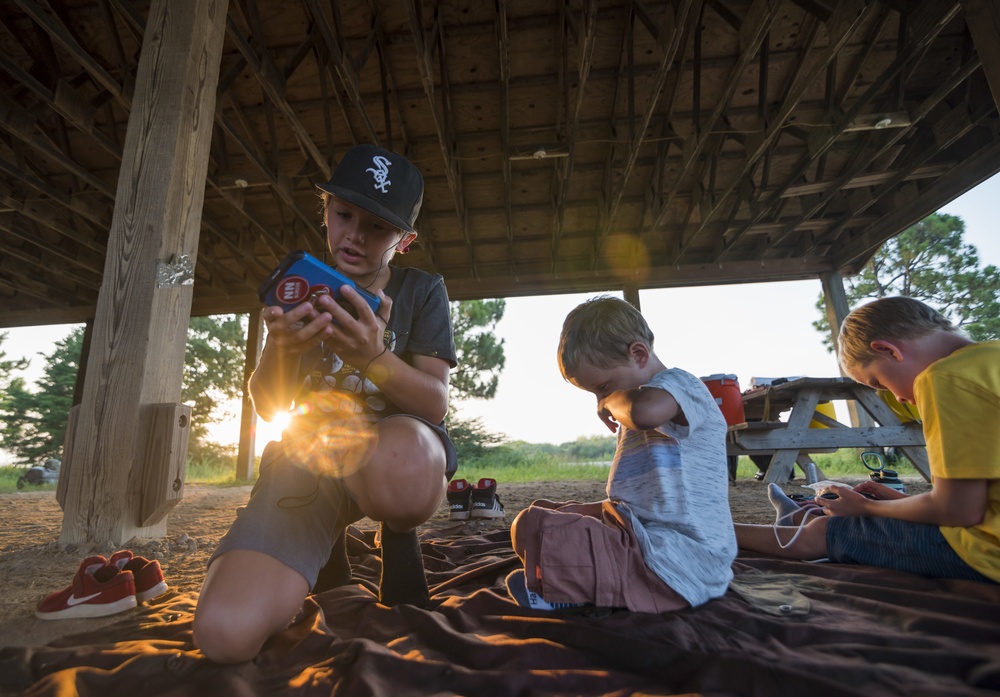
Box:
[2,173,999,461]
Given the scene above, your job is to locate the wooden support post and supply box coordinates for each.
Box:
[235,308,264,482]
[820,271,873,430]
[55,404,80,511]
[58,320,94,511]
[623,283,641,310]
[59,0,228,545]
[71,320,94,405]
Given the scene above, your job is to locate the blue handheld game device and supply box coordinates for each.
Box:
[257,250,381,318]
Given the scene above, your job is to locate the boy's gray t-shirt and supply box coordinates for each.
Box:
[607,368,737,606]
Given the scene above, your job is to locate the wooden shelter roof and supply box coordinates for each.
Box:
[1,0,998,328]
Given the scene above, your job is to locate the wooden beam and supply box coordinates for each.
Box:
[12,0,130,108]
[832,136,1000,268]
[718,0,962,260]
[590,1,699,268]
[706,0,872,260]
[496,0,516,276]
[306,0,380,143]
[0,3,299,292]
[550,0,598,268]
[225,15,330,181]
[59,0,228,545]
[961,0,1000,114]
[654,0,781,234]
[406,0,475,270]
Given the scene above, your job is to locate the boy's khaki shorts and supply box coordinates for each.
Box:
[511,499,688,613]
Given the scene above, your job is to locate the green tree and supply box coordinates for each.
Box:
[182,315,248,448]
[445,416,506,460]
[0,332,28,386]
[559,434,617,462]
[0,328,82,464]
[0,316,249,464]
[445,299,508,458]
[815,213,1000,349]
[449,299,506,400]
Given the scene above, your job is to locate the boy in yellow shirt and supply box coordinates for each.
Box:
[736,296,1000,584]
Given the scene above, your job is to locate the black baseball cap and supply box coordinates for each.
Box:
[317,144,424,232]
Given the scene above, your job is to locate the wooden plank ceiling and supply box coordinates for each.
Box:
[0,0,997,328]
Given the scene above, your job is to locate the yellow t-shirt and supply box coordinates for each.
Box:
[915,341,1000,582]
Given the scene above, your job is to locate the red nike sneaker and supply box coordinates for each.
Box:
[35,555,137,620]
[110,550,169,602]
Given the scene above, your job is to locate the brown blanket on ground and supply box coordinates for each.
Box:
[3,525,1000,696]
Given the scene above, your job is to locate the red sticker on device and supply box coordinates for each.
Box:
[275,276,309,305]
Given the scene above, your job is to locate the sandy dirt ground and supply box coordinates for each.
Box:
[0,474,929,652]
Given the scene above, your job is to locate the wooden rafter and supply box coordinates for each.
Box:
[406,0,475,271]
[550,0,597,269]
[306,0,380,143]
[225,17,330,180]
[589,0,698,269]
[716,0,962,261]
[0,0,996,324]
[770,56,982,259]
[653,0,780,235]
[495,0,516,277]
[702,0,872,262]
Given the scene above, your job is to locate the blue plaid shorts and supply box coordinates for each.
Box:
[826,516,996,584]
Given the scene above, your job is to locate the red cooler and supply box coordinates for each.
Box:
[700,374,745,426]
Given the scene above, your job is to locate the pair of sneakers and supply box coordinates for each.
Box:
[447,477,505,520]
[35,550,169,620]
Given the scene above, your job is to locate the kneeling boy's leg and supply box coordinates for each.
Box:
[195,550,309,663]
[194,443,358,663]
[195,444,357,662]
[345,416,454,607]
[346,416,449,529]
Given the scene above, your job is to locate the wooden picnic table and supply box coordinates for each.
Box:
[727,377,929,485]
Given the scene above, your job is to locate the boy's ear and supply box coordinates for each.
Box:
[627,341,650,367]
[396,231,418,253]
[870,339,904,361]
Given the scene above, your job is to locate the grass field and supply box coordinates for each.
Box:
[0,447,923,495]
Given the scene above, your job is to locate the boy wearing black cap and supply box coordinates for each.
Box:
[194,145,458,664]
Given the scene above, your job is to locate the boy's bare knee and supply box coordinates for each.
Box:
[366,475,443,529]
[193,604,267,664]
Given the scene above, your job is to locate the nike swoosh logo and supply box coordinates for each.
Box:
[66,592,102,606]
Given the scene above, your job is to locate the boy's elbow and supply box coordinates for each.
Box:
[939,498,987,527]
[431,391,450,424]
[629,400,673,431]
[946,507,986,528]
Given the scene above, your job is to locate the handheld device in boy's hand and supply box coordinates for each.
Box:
[257,250,381,318]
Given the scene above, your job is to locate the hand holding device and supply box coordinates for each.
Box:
[257,250,381,318]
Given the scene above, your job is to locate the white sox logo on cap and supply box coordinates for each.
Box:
[367,156,392,193]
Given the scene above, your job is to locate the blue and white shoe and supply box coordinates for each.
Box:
[505,569,588,611]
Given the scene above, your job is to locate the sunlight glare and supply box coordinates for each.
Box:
[253,410,290,450]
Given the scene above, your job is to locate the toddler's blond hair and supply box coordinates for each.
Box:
[558,296,654,381]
